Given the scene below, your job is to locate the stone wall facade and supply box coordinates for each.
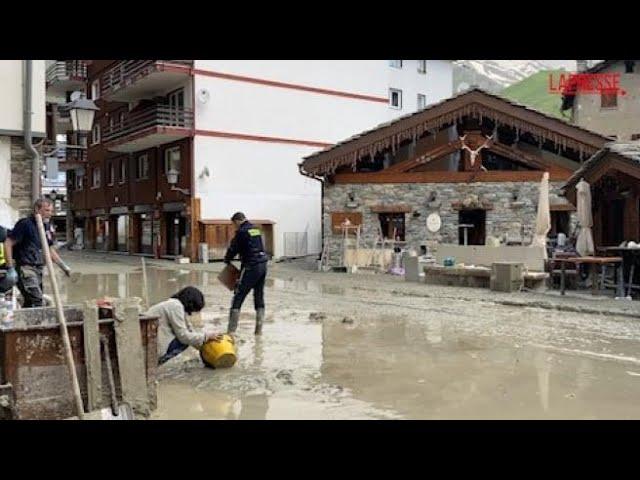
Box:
[323,181,573,265]
[10,136,34,218]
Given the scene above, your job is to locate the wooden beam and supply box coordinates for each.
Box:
[334,170,571,184]
[385,140,462,173]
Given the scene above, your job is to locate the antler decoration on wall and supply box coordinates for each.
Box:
[459,132,496,167]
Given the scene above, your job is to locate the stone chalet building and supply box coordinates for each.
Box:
[300,88,611,266]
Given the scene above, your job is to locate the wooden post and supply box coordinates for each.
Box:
[35,213,85,419]
[82,301,101,411]
[141,257,150,310]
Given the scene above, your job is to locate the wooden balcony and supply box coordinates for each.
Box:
[46,61,88,96]
[102,105,194,153]
[101,60,193,102]
[60,147,88,171]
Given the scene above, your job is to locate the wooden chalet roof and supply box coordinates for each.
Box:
[563,142,640,190]
[301,88,610,176]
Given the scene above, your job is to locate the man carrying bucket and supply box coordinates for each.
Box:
[224,212,269,336]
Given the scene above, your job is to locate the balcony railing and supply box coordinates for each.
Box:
[46,60,88,85]
[65,147,88,164]
[102,105,194,143]
[101,60,193,98]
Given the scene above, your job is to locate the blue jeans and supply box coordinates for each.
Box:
[158,338,189,365]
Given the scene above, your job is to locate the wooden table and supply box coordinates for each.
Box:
[554,256,623,297]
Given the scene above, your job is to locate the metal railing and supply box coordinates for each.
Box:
[46,60,88,85]
[102,105,194,143]
[101,60,193,97]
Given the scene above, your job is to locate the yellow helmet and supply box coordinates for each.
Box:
[200,335,237,369]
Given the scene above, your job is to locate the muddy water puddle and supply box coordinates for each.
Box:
[57,267,640,419]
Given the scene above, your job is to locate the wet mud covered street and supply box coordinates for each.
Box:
[57,251,640,419]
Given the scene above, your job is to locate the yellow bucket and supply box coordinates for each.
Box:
[200,335,237,369]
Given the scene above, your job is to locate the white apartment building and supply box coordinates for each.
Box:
[0,60,46,227]
[192,60,453,258]
[64,60,452,261]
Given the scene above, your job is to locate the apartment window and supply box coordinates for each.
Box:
[601,92,618,109]
[109,116,115,133]
[418,60,427,74]
[120,158,127,183]
[91,124,101,145]
[631,134,640,141]
[76,173,84,191]
[389,60,402,69]
[107,162,115,186]
[91,79,100,100]
[119,112,126,129]
[389,88,402,109]
[92,167,101,188]
[136,154,149,180]
[164,146,181,174]
[417,94,427,110]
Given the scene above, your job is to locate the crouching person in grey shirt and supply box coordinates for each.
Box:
[147,286,223,365]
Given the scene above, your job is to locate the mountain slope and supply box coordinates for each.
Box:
[501,70,569,119]
[454,60,552,92]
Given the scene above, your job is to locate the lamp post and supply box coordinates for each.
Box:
[65,92,99,249]
[167,168,190,195]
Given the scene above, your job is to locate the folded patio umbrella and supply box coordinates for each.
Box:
[576,179,594,256]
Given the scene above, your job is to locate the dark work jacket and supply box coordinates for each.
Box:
[224,221,268,268]
[8,216,54,267]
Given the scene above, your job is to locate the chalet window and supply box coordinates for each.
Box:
[120,159,127,183]
[417,60,427,74]
[389,60,402,69]
[164,146,181,174]
[91,124,100,145]
[91,79,100,100]
[417,93,427,110]
[92,167,101,188]
[389,88,402,109]
[378,213,405,241]
[601,92,617,109]
[331,212,363,234]
[136,154,149,180]
[107,162,115,186]
[167,89,185,126]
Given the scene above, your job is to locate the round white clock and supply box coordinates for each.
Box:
[426,213,442,233]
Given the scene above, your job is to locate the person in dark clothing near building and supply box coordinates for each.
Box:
[3,199,72,308]
[224,212,268,336]
[0,225,18,294]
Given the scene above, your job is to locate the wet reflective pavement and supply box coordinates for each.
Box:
[57,261,640,419]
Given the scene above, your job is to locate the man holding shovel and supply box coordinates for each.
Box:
[3,198,72,308]
[224,212,268,336]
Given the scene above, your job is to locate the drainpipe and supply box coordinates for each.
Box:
[299,163,325,259]
[24,60,40,204]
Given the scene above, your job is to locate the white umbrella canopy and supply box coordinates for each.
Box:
[531,172,551,259]
[576,178,595,256]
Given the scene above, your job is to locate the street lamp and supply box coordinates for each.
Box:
[68,93,99,133]
[167,168,190,195]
